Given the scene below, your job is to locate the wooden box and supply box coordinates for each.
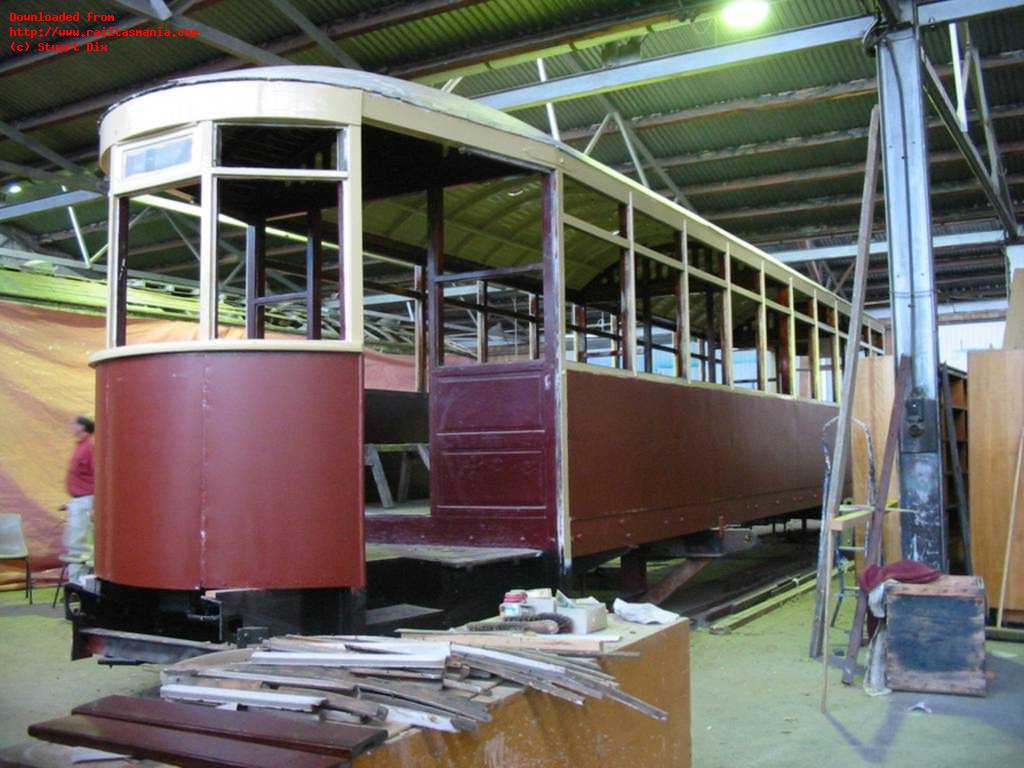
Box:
[885,575,987,697]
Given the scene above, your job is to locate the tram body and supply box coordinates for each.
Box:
[84,67,885,637]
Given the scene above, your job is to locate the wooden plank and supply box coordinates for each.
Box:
[814,108,880,678]
[968,350,1024,613]
[364,445,394,509]
[829,505,907,532]
[249,651,448,669]
[640,558,712,604]
[28,715,344,768]
[160,684,325,712]
[710,576,820,635]
[72,695,387,759]
[998,428,1024,626]
[396,631,613,653]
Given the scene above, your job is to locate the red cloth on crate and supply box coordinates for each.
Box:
[860,560,942,637]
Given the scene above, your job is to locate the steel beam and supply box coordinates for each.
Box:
[108,0,172,19]
[536,58,560,141]
[0,190,102,222]
[267,0,362,68]
[771,230,1005,263]
[877,1,946,569]
[564,52,693,209]
[0,119,87,174]
[168,16,290,66]
[921,53,1018,236]
[0,160,103,193]
[109,0,289,66]
[609,103,1024,180]
[557,49,1024,144]
[477,0,1023,111]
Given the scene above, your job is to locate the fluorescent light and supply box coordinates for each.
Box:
[5,183,23,195]
[722,0,770,30]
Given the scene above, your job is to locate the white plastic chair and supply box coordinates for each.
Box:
[0,513,33,604]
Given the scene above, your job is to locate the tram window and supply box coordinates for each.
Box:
[217,125,343,171]
[687,238,725,278]
[574,306,621,368]
[108,181,205,345]
[687,272,725,384]
[818,326,837,403]
[564,222,623,369]
[765,306,788,394]
[730,256,760,294]
[215,178,341,340]
[563,176,619,231]
[634,256,679,377]
[794,317,816,399]
[764,271,788,302]
[731,291,760,390]
[633,208,674,256]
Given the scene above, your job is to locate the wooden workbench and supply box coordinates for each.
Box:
[355,616,690,768]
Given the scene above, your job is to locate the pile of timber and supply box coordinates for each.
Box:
[159,634,666,734]
[26,634,666,765]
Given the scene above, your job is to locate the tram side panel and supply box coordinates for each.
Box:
[565,366,832,558]
[94,350,366,591]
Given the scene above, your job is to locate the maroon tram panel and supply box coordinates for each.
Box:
[565,367,834,557]
[365,360,559,549]
[94,350,365,590]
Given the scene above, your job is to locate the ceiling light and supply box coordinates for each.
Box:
[5,182,23,195]
[721,0,770,30]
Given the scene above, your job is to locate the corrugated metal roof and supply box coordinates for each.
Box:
[0,0,1020,301]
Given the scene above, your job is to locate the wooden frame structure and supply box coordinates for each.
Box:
[93,67,887,586]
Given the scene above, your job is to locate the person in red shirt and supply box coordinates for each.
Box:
[63,415,95,580]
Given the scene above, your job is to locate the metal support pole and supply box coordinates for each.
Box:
[305,206,323,340]
[877,1,946,569]
[537,58,561,142]
[413,266,427,392]
[948,23,969,132]
[426,188,445,367]
[245,217,266,339]
[583,113,613,156]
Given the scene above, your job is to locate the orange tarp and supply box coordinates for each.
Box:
[0,301,416,584]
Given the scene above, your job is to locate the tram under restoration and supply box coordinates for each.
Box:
[79,67,885,641]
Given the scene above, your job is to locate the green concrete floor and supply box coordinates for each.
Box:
[2,585,1022,766]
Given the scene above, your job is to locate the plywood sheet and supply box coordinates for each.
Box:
[851,355,901,568]
[1003,269,1023,350]
[968,349,1024,612]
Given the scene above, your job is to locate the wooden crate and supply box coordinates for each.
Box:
[884,575,986,697]
[967,349,1024,619]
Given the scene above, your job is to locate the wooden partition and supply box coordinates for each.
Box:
[968,349,1024,617]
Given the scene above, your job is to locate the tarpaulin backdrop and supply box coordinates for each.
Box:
[0,301,417,585]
